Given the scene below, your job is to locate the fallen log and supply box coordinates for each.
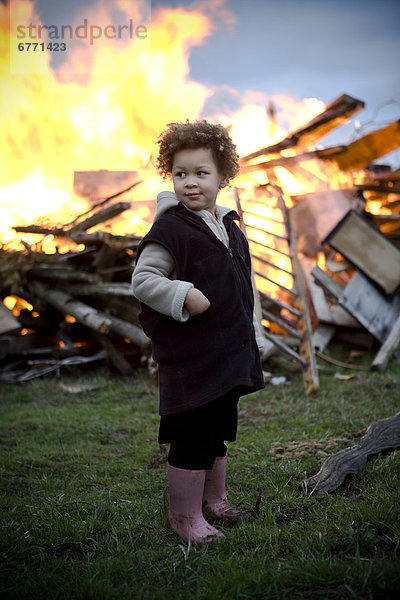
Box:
[28,266,101,283]
[66,282,134,296]
[106,313,150,350]
[31,283,112,334]
[305,411,400,494]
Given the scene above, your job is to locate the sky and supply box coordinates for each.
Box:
[10,0,400,162]
[159,0,400,155]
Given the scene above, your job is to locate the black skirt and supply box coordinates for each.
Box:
[158,388,239,445]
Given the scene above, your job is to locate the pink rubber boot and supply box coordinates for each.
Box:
[202,455,253,524]
[167,464,224,545]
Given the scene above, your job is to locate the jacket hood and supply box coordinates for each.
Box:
[154,191,179,221]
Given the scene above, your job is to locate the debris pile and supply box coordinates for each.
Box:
[237,94,400,391]
[0,186,150,381]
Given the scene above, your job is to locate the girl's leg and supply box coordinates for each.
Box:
[202,452,253,524]
[167,441,224,545]
[167,465,223,545]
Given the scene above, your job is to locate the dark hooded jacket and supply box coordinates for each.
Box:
[136,202,264,415]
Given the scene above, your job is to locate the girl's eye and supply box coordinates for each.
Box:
[175,171,185,178]
[198,170,207,176]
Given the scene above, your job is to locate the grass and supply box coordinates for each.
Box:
[0,344,399,599]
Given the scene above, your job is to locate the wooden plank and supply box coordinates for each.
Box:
[312,325,336,353]
[323,210,400,294]
[252,253,294,277]
[371,313,400,371]
[259,290,301,317]
[288,211,320,395]
[290,190,356,254]
[263,330,307,366]
[311,265,345,300]
[0,302,20,335]
[67,202,131,234]
[29,266,101,283]
[254,269,297,296]
[306,264,360,328]
[248,237,293,259]
[339,271,400,342]
[262,309,301,339]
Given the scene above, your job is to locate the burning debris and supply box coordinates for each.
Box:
[0,187,150,381]
[237,94,400,390]
[1,93,399,390]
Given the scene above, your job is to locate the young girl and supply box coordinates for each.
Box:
[132,120,265,545]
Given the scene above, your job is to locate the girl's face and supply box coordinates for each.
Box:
[171,147,227,217]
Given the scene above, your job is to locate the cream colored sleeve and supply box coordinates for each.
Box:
[131,242,194,322]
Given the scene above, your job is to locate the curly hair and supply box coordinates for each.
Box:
[156,120,240,182]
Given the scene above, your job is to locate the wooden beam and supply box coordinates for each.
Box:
[240,94,364,163]
[333,120,400,171]
[259,290,301,317]
[288,210,320,395]
[262,308,302,339]
[248,237,293,259]
[263,329,307,366]
[311,265,345,300]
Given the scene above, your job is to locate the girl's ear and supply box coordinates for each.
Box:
[219,176,229,189]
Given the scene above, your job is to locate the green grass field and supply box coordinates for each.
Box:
[1,345,399,599]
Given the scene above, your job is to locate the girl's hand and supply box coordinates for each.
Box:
[184,287,211,316]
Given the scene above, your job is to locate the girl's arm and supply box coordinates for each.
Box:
[132,243,209,321]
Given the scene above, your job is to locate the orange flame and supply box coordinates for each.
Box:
[2,0,332,295]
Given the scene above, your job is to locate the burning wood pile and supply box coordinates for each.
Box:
[238,94,400,392]
[1,93,399,390]
[0,184,151,381]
